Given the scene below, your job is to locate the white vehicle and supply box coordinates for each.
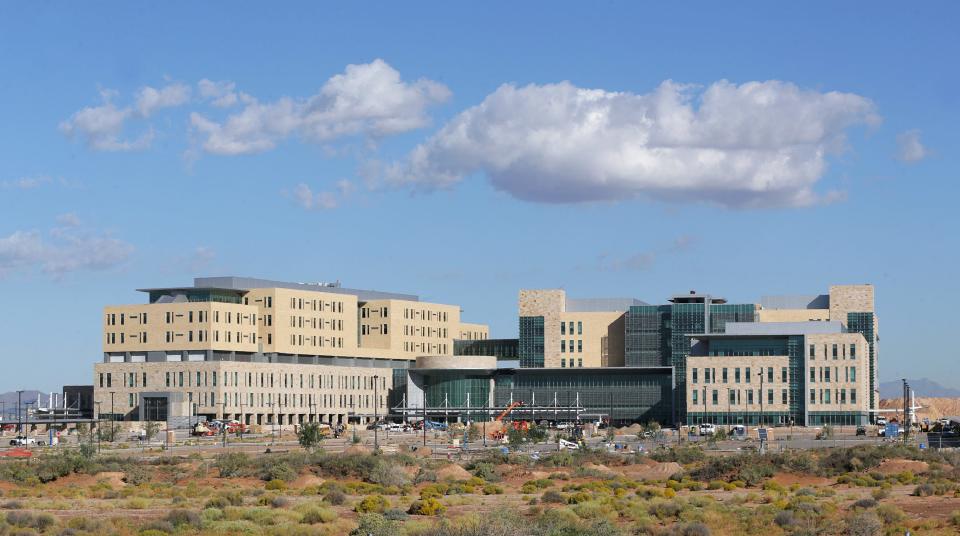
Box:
[8,436,36,446]
[558,438,579,450]
[387,423,404,432]
[876,417,887,426]
[699,423,717,436]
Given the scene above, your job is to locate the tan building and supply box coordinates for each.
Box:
[97,276,489,425]
[518,290,642,368]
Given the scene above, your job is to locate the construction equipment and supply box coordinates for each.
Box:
[496,401,524,422]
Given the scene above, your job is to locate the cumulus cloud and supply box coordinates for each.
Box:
[55,212,82,227]
[135,82,191,116]
[292,183,338,210]
[388,80,880,208]
[190,59,450,155]
[0,220,133,277]
[197,79,248,108]
[895,129,930,162]
[59,90,153,151]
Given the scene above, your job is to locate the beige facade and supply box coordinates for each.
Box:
[95,360,393,425]
[458,322,489,341]
[358,299,471,357]
[757,308,831,323]
[687,355,792,414]
[104,302,259,354]
[519,289,632,368]
[805,332,870,415]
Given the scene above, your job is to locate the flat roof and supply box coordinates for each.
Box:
[196,276,419,301]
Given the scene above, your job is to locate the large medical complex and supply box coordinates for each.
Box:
[95,277,879,428]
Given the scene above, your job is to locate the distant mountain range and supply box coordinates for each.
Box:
[880,379,960,399]
[0,390,43,420]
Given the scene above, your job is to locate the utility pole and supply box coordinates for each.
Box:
[422,396,427,447]
[759,369,765,429]
[239,399,244,440]
[109,391,116,442]
[95,401,102,453]
[373,375,379,451]
[16,390,23,436]
[222,399,227,448]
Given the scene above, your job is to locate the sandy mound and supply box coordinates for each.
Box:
[291,474,324,488]
[583,463,616,476]
[343,445,372,455]
[437,464,473,481]
[412,446,433,458]
[95,472,127,488]
[619,424,644,435]
[618,462,682,481]
[876,459,929,475]
[770,472,833,487]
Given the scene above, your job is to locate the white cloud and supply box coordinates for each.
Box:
[198,79,246,108]
[292,183,338,210]
[388,80,880,208]
[1,176,51,190]
[59,90,153,151]
[190,59,450,155]
[0,220,133,277]
[135,82,191,117]
[895,129,930,163]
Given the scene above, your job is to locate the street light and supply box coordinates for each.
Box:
[373,375,380,451]
[94,401,102,453]
[16,390,24,436]
[109,391,116,442]
[758,369,765,429]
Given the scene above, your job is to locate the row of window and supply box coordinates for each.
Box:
[361,324,388,335]
[403,308,450,322]
[810,388,857,405]
[360,306,388,318]
[289,335,343,348]
[809,343,856,360]
[560,321,583,336]
[809,366,857,384]
[289,316,344,331]
[560,339,583,353]
[692,366,786,385]
[403,341,448,353]
[560,358,583,368]
[402,325,449,338]
[693,388,785,406]
[288,297,344,313]
[95,370,388,391]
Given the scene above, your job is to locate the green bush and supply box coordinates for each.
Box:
[265,479,287,491]
[876,504,906,525]
[300,506,337,524]
[482,484,504,495]
[408,497,446,516]
[164,509,202,529]
[355,494,389,514]
[846,511,881,536]
[349,513,400,536]
[324,489,347,506]
[215,452,250,478]
[542,490,565,503]
[368,461,410,487]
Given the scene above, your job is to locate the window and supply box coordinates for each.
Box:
[745,367,751,383]
[734,368,741,383]
[561,358,566,368]
[781,367,787,382]
[767,367,774,383]
[560,322,565,335]
[165,372,171,387]
[850,344,856,359]
[825,368,831,383]
[832,344,838,359]
[824,390,831,404]
[809,344,815,358]
[747,390,754,405]
[850,367,856,381]
[568,321,574,334]
[782,390,788,404]
[692,390,698,404]
[840,389,847,404]
[767,389,774,405]
[577,321,582,335]
[704,369,710,383]
[692,368,698,384]
[810,389,816,404]
[722,368,728,383]
[561,340,566,353]
[851,389,857,404]
[129,393,134,407]
[142,373,147,387]
[810,367,815,383]
[577,358,582,367]
[577,340,582,353]
[729,390,736,404]
[711,390,718,405]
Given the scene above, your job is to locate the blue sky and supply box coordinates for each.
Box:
[0,2,957,394]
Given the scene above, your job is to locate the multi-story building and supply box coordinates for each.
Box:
[96,276,489,426]
[518,290,645,368]
[685,321,870,426]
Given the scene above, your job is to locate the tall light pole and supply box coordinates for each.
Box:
[16,390,24,436]
[94,401,102,453]
[758,369,765,428]
[373,375,380,451]
[109,391,116,442]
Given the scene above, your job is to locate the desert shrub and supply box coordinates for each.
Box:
[851,498,877,510]
[870,488,889,501]
[483,484,504,495]
[951,510,960,527]
[324,489,347,506]
[414,468,437,484]
[368,461,410,487]
[125,497,149,510]
[164,509,202,529]
[383,508,408,521]
[875,504,906,524]
[774,510,795,528]
[259,460,298,482]
[1,501,23,509]
[265,479,287,491]
[123,464,151,486]
[846,511,882,536]
[204,496,230,509]
[355,494,389,514]
[648,499,683,519]
[408,497,446,516]
[270,495,291,508]
[5,511,56,532]
[300,506,336,524]
[567,491,592,504]
[348,513,400,536]
[913,483,936,497]
[673,522,710,536]
[469,461,497,481]
[215,452,250,478]
[542,490,565,503]
[651,446,705,464]
[420,483,449,500]
[140,520,176,534]
[312,452,381,480]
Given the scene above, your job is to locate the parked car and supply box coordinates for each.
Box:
[699,423,716,436]
[558,438,579,450]
[855,426,867,436]
[876,417,887,426]
[8,436,36,446]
